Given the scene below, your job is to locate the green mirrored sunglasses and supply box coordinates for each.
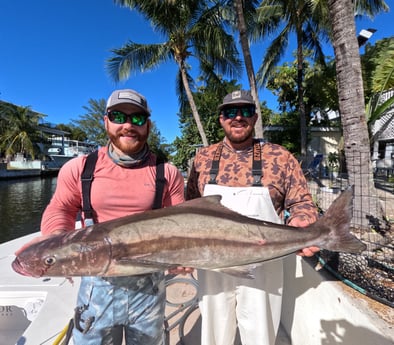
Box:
[221,106,256,119]
[107,110,148,126]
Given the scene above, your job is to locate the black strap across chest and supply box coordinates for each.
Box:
[152,156,166,210]
[208,140,263,186]
[81,150,99,220]
[80,151,166,222]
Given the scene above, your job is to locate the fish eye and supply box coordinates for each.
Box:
[44,256,56,266]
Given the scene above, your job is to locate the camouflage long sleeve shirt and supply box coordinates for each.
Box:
[185,140,318,224]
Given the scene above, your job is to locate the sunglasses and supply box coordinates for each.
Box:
[107,110,149,126]
[221,106,256,119]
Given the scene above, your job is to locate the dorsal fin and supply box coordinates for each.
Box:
[177,195,222,208]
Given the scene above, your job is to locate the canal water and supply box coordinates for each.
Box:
[0,177,58,244]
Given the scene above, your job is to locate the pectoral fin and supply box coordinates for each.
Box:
[212,263,262,279]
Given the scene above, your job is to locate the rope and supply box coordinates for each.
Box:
[52,318,73,345]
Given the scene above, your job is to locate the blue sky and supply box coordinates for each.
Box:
[0,1,392,143]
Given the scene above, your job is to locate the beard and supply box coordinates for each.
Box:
[225,121,254,144]
[107,129,149,156]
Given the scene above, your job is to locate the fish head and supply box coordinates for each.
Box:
[12,232,112,277]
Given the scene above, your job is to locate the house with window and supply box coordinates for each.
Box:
[264,123,342,177]
[371,90,394,173]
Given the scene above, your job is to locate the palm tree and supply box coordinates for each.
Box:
[107,0,242,147]
[255,0,388,160]
[327,0,388,228]
[72,98,108,147]
[216,0,265,137]
[360,37,394,169]
[255,0,329,159]
[0,103,43,160]
[363,37,394,141]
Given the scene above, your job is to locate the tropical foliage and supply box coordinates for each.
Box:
[363,37,394,95]
[362,37,394,142]
[55,123,88,142]
[72,98,108,147]
[0,102,43,160]
[108,0,242,146]
[327,0,388,227]
[266,52,338,125]
[255,0,330,157]
[1,0,391,193]
[215,0,267,137]
[172,78,273,170]
[172,79,236,170]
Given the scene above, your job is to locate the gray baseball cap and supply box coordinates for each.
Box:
[218,90,255,110]
[106,89,151,115]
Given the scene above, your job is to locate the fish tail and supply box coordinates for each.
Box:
[315,186,366,254]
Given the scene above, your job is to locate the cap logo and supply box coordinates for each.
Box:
[231,91,242,100]
[117,91,147,108]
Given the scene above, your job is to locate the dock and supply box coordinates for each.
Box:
[0,161,59,180]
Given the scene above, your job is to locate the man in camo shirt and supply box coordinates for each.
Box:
[186,90,319,345]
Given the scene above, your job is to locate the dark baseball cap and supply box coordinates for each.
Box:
[106,89,150,115]
[218,90,255,111]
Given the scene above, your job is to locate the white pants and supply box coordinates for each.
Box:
[200,184,284,345]
[199,260,283,345]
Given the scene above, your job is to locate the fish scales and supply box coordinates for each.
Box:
[108,216,326,266]
[12,187,366,279]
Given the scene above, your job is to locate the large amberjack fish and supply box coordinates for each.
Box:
[12,187,366,278]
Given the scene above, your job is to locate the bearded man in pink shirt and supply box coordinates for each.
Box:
[40,89,185,345]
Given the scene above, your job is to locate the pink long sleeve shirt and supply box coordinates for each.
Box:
[41,146,185,235]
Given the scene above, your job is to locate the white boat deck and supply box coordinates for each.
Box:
[0,233,81,345]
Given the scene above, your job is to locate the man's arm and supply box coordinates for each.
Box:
[41,159,83,235]
[162,163,185,207]
[185,163,201,200]
[285,153,320,257]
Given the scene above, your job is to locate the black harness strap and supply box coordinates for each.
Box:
[152,156,166,209]
[207,140,263,186]
[81,150,99,221]
[252,140,263,186]
[208,142,224,184]
[80,151,166,222]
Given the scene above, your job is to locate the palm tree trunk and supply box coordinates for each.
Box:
[178,60,209,147]
[328,0,385,228]
[234,0,264,138]
[296,16,307,160]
